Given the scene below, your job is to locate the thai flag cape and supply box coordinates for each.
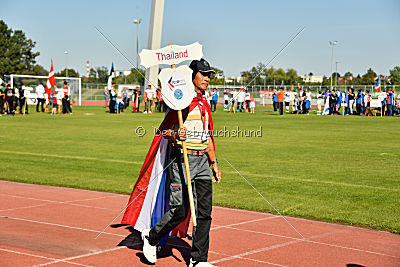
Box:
[121,92,214,245]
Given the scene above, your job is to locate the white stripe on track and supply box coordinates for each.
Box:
[0,248,90,267]
[34,246,125,266]
[224,170,399,191]
[0,150,141,165]
[0,215,125,238]
[0,194,122,212]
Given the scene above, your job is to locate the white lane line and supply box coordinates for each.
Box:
[209,229,342,265]
[0,194,125,212]
[0,215,125,238]
[0,248,90,267]
[223,170,400,191]
[0,150,141,165]
[222,226,400,260]
[34,247,125,266]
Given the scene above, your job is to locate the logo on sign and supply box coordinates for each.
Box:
[174,89,183,100]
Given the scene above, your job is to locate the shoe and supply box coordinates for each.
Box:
[188,258,216,267]
[143,111,147,114]
[149,111,152,114]
[141,229,157,263]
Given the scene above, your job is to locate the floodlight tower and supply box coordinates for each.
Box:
[329,40,338,89]
[64,50,69,77]
[133,18,142,84]
[144,0,165,90]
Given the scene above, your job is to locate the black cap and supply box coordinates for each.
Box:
[189,58,215,79]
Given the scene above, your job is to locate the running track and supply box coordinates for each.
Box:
[0,180,399,266]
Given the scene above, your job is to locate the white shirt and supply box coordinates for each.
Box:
[284,92,290,102]
[36,84,45,98]
[245,92,251,101]
[223,92,229,101]
[306,92,312,101]
[237,91,245,102]
[145,89,154,100]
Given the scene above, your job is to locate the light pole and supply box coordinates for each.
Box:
[335,61,339,89]
[64,50,68,77]
[329,40,338,89]
[133,18,142,84]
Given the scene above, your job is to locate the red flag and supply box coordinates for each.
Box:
[46,61,56,99]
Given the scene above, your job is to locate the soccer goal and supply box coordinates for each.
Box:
[9,74,82,106]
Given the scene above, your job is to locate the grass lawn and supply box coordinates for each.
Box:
[0,105,399,233]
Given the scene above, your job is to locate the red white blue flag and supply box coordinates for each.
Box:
[374,76,381,92]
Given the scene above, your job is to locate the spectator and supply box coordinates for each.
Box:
[104,87,109,108]
[250,95,255,113]
[348,88,355,115]
[272,89,278,112]
[35,82,45,112]
[364,90,373,116]
[284,89,291,113]
[4,84,14,115]
[229,88,236,113]
[245,89,251,112]
[144,85,154,114]
[237,88,245,112]
[211,88,219,112]
[277,88,284,115]
[109,83,117,113]
[355,89,363,115]
[316,91,323,115]
[305,89,312,114]
[223,89,229,111]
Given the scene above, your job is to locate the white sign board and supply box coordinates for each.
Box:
[140,42,203,68]
[158,65,195,110]
[370,99,382,108]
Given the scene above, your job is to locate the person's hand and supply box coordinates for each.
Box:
[177,127,187,141]
[212,163,221,183]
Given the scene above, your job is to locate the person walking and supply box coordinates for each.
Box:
[123,58,221,267]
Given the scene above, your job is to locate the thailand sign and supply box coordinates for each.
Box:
[140,42,203,68]
[158,65,195,110]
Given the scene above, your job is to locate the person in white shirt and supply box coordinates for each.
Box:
[144,85,154,114]
[223,89,229,111]
[237,88,245,112]
[35,82,45,112]
[316,91,324,114]
[284,89,291,113]
[244,89,251,112]
[116,88,124,113]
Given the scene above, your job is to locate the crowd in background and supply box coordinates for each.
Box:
[0,81,72,116]
[269,87,399,116]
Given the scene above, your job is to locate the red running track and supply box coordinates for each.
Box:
[0,180,399,266]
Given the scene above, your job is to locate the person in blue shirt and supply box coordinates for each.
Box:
[211,88,219,112]
[355,90,363,115]
[386,89,395,116]
[272,89,278,112]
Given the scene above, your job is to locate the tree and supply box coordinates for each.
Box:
[55,68,80,77]
[389,66,400,84]
[361,68,377,85]
[0,20,40,76]
[20,64,49,76]
[95,66,108,83]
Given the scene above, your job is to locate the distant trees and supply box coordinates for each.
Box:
[0,20,40,76]
[389,66,400,84]
[55,68,80,78]
[240,63,301,86]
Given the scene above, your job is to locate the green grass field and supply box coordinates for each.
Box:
[0,106,399,234]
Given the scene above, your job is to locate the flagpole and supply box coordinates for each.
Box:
[172,63,197,227]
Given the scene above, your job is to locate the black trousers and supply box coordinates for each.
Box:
[6,98,14,114]
[148,151,212,262]
[278,102,283,115]
[356,104,362,115]
[19,97,28,114]
[273,101,278,111]
[0,97,4,114]
[109,100,116,113]
[37,98,45,112]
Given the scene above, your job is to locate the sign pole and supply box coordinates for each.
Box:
[172,64,197,227]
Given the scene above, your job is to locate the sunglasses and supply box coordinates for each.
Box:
[200,72,212,78]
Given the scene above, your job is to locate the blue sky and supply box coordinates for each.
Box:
[2,0,400,77]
